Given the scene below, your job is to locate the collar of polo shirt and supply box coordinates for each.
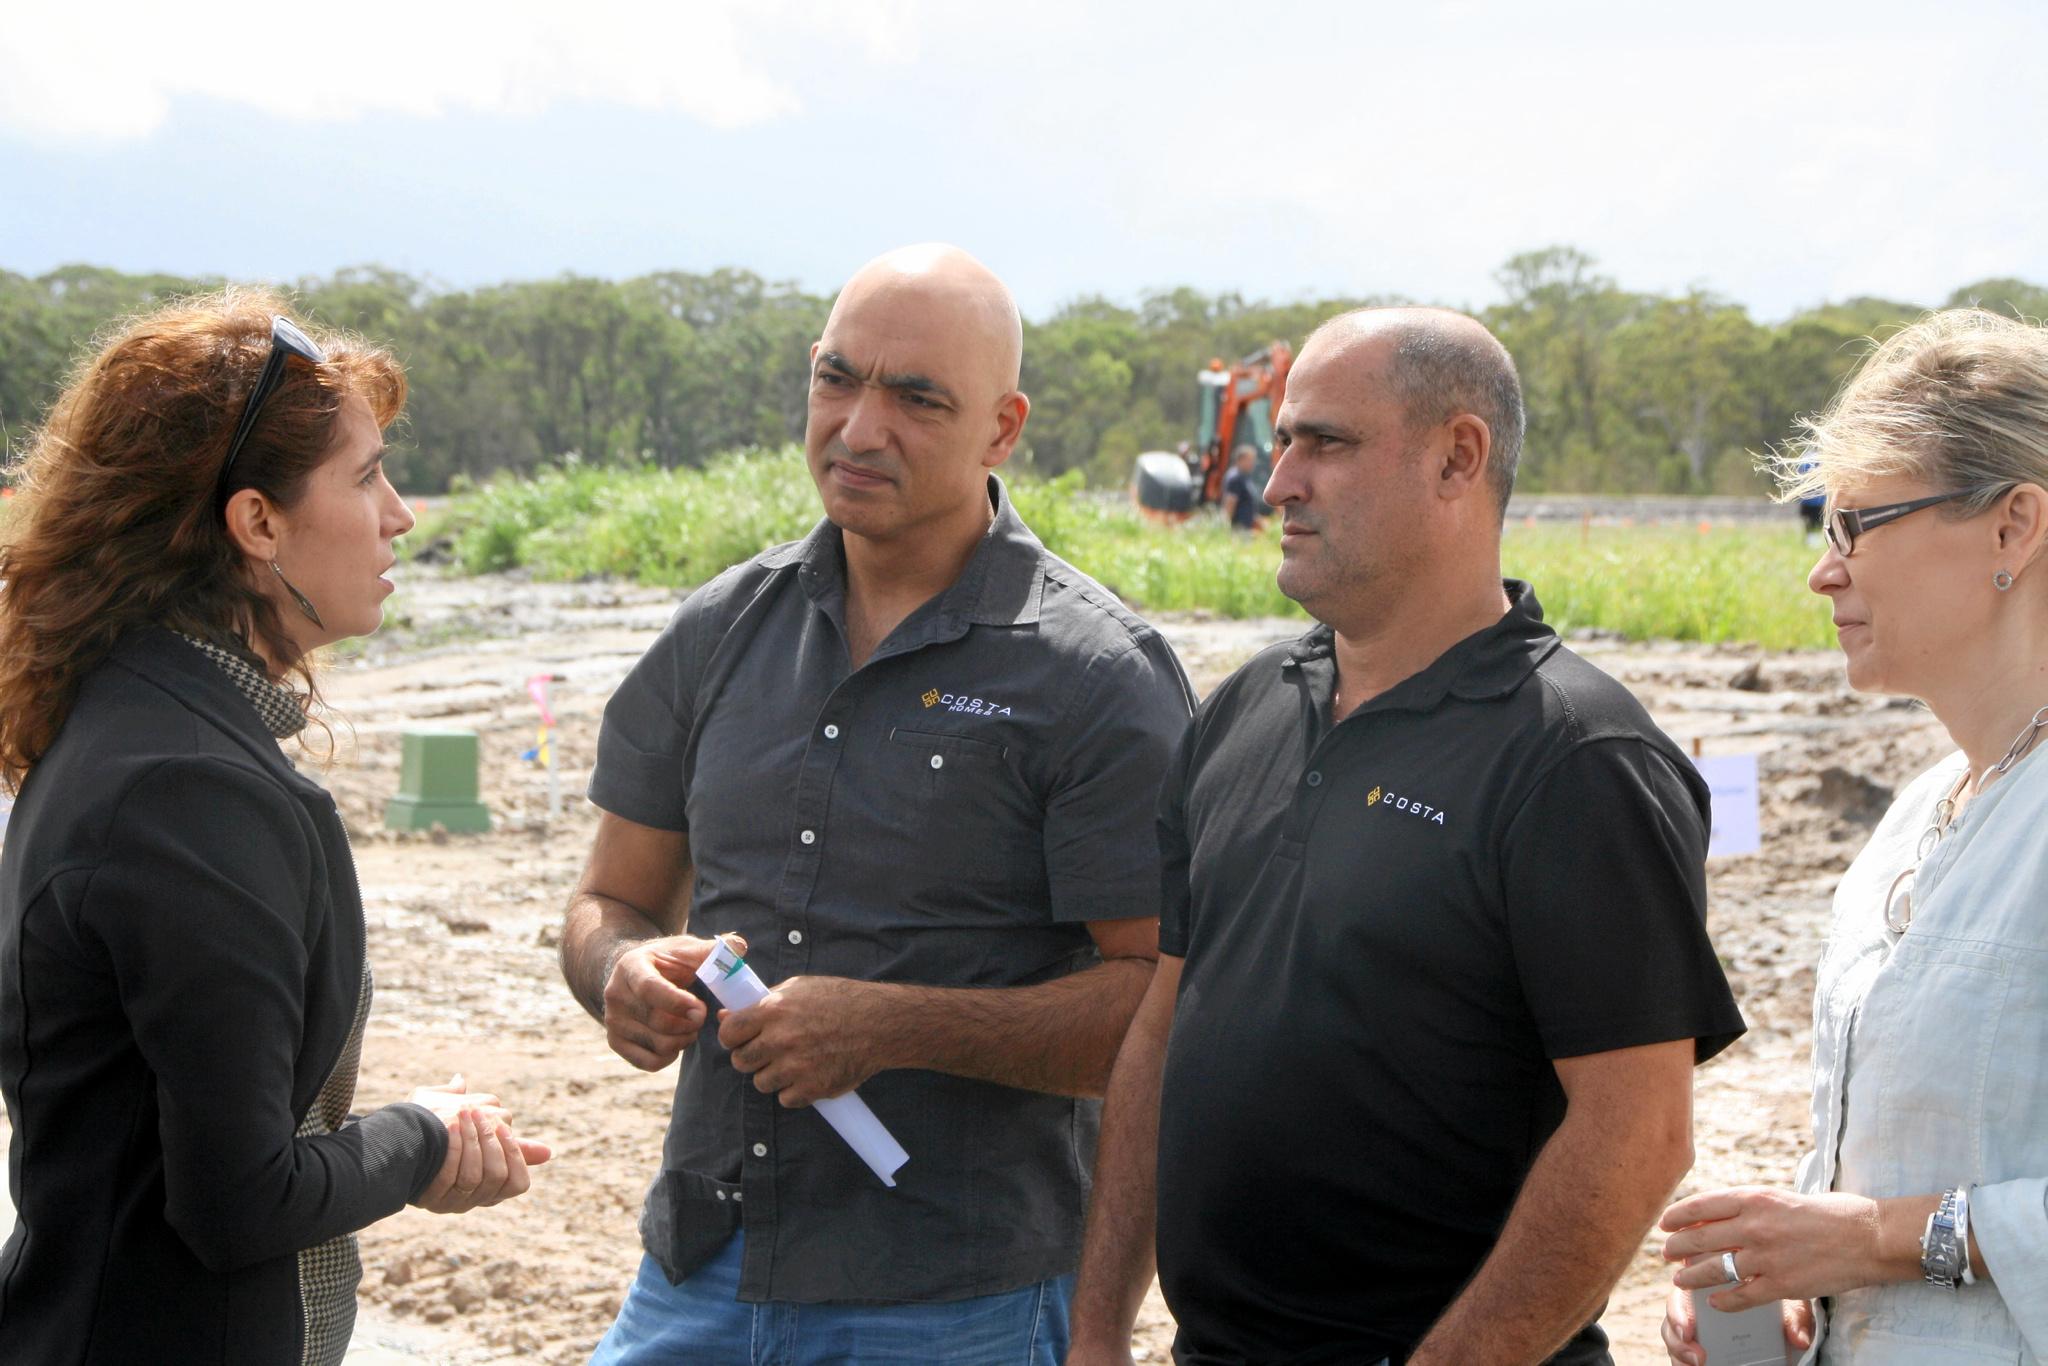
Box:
[1288,580,1560,714]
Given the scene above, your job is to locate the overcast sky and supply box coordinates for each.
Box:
[2,0,2042,321]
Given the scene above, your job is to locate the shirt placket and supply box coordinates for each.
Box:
[1281,652,1369,842]
[1816,945,1883,1191]
[1820,790,1972,1192]
[736,649,869,1299]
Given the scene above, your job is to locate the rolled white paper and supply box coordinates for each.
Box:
[695,937,911,1188]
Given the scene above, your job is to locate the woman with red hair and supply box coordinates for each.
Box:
[0,291,548,1365]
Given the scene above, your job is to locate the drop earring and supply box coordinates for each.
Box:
[271,560,324,627]
[1995,569,2015,592]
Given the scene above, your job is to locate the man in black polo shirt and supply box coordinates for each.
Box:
[559,244,1193,1364]
[1069,308,1745,1365]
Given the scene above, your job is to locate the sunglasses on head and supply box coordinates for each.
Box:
[216,315,326,504]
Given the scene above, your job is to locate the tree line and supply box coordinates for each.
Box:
[2,252,2042,494]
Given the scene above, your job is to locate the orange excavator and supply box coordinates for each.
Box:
[1132,341,1292,519]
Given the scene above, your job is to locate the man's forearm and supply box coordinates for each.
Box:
[1069,958,1179,1356]
[560,893,666,1022]
[1409,1098,1691,1364]
[561,817,698,1060]
[863,956,1154,1097]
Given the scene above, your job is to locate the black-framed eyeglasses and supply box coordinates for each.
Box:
[1824,485,2008,557]
[216,315,326,503]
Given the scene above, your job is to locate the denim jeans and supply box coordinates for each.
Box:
[589,1236,1074,1365]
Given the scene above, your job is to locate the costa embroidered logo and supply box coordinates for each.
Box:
[1369,784,1446,825]
[941,693,1012,717]
[920,688,1012,717]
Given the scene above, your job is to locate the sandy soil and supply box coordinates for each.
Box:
[70,566,1938,1365]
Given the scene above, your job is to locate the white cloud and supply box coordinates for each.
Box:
[1031,8,2046,315]
[2,0,2038,321]
[0,0,922,143]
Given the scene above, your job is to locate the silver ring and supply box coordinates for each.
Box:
[1720,1250,1742,1285]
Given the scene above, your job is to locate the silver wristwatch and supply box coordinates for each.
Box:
[1921,1186,1970,1289]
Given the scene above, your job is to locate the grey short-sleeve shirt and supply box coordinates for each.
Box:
[591,476,1195,1304]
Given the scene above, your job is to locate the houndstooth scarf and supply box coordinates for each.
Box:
[175,633,309,739]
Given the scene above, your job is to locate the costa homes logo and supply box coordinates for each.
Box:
[1367,784,1447,826]
[921,688,1012,717]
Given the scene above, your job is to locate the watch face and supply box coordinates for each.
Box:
[1924,1208,1965,1285]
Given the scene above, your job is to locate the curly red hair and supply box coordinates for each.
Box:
[0,288,406,792]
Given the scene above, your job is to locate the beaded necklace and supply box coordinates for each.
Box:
[1884,703,2048,934]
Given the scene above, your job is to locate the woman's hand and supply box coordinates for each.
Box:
[404,1075,554,1215]
[1660,1185,1888,1311]
[1659,1283,1699,1366]
[410,1107,553,1214]
[1660,1285,1814,1366]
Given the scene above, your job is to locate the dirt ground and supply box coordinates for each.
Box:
[114,566,1946,1364]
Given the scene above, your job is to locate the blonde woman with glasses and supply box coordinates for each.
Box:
[1661,309,2048,1363]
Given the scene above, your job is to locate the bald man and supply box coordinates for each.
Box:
[562,245,1194,1364]
[1068,309,1743,1365]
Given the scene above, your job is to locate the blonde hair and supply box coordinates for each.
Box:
[1776,309,2048,514]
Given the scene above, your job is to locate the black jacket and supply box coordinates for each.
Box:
[0,627,447,1364]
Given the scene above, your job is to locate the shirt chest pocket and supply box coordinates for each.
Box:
[1864,939,2009,1179]
[880,728,1038,866]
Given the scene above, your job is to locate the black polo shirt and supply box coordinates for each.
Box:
[1154,581,1744,1366]
[591,476,1194,1304]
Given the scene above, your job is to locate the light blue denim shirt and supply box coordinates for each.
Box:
[1798,744,2048,1363]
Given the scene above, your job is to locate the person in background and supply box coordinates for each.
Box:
[1069,306,1743,1366]
[1662,309,2048,1364]
[1799,459,1827,539]
[0,291,550,1366]
[1222,444,1262,531]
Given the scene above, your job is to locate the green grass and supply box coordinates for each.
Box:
[416,447,1838,649]
[1502,523,1834,650]
[434,449,819,585]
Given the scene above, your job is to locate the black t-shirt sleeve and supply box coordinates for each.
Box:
[1155,718,1199,956]
[1500,738,1745,1063]
[588,584,715,832]
[1043,634,1196,924]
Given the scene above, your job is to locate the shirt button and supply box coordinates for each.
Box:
[800,829,816,845]
[1306,771,1323,787]
[787,929,803,945]
[752,1142,768,1158]
[823,724,839,739]
[715,1190,727,1201]
[930,754,944,770]
[732,1191,743,1202]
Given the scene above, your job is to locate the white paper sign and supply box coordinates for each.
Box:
[694,937,910,1188]
[1690,752,1762,858]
